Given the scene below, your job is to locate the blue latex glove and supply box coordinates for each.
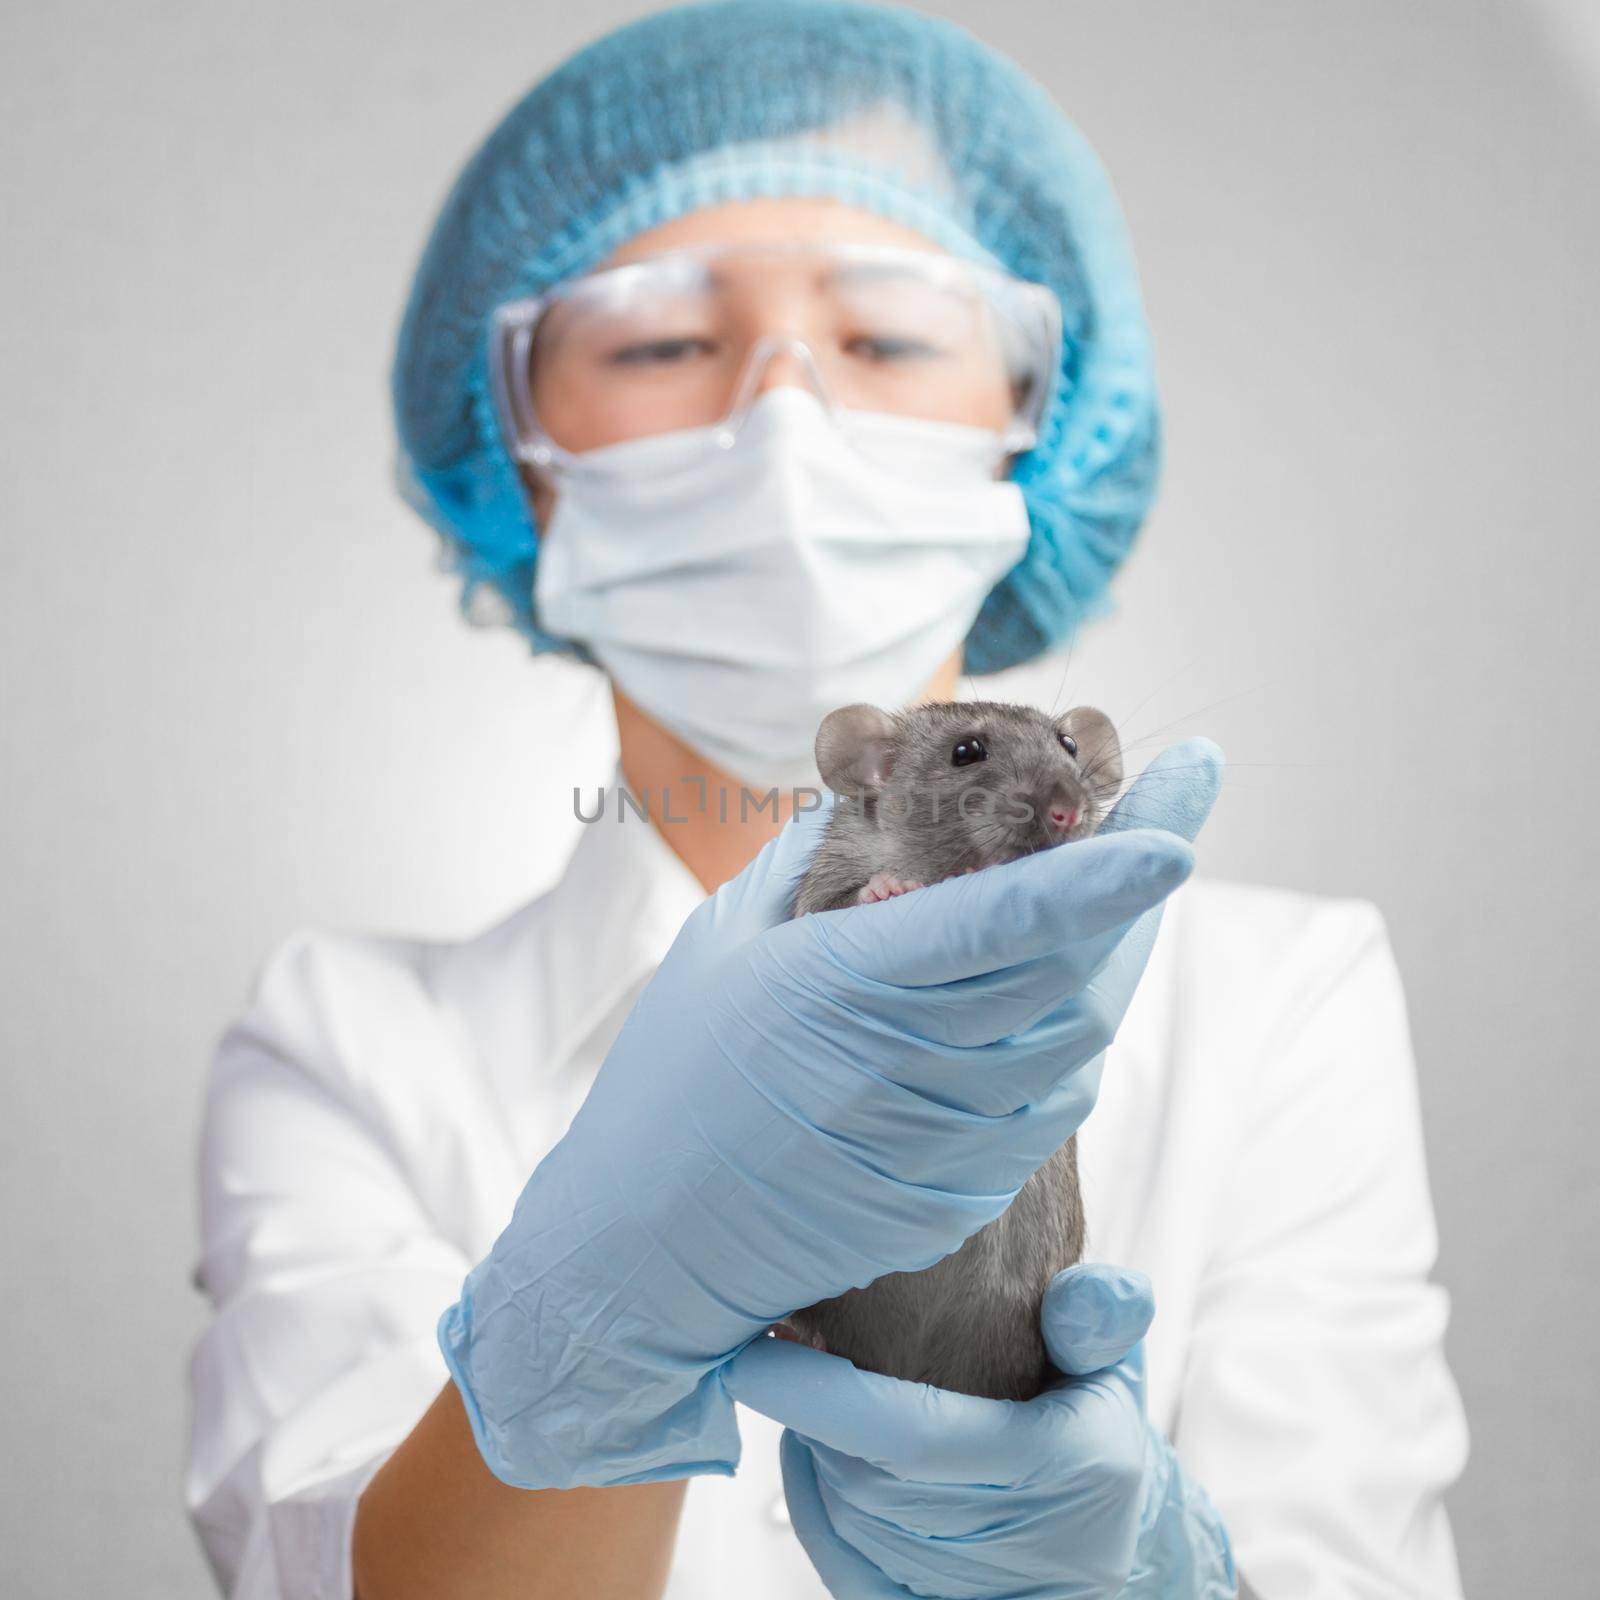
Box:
[439,741,1223,1489]
[725,1264,1239,1600]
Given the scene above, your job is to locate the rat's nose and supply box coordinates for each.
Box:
[1036,779,1083,836]
[1007,781,1082,837]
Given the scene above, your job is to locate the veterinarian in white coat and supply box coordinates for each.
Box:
[185,5,1468,1597]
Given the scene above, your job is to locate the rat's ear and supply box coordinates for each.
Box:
[816,704,898,796]
[1062,706,1122,792]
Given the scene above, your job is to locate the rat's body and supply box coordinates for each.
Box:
[785,699,1123,1401]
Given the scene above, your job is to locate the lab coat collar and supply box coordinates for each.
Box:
[550,768,712,1047]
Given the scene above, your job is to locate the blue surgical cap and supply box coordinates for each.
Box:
[392,0,1159,674]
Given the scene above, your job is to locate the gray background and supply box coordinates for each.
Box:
[3,1,1595,1593]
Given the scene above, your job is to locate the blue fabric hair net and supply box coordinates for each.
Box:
[392,0,1159,674]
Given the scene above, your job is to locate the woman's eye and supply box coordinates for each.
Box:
[1059,732,1079,758]
[846,334,942,363]
[606,336,716,367]
[952,736,988,767]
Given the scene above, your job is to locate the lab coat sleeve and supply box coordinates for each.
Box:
[184,931,473,1600]
[1173,899,1469,1598]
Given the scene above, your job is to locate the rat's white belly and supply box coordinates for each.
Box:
[666,1406,828,1598]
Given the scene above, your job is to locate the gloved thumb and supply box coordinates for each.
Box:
[1086,738,1223,986]
[1101,737,1224,846]
[1040,1262,1155,1377]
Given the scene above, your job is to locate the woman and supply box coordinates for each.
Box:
[184,4,1467,1596]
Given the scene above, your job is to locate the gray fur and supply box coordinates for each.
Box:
[785,700,1123,1401]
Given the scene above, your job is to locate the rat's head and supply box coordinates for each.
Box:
[816,699,1123,877]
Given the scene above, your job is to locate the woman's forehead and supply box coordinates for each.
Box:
[601,197,956,268]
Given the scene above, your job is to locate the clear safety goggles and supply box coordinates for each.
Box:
[488,242,1063,479]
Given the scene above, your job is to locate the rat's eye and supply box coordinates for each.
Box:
[1059,732,1079,759]
[952,736,988,767]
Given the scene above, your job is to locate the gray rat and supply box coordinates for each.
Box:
[784,699,1124,1401]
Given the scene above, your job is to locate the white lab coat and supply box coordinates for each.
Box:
[185,783,1469,1599]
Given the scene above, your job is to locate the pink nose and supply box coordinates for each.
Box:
[1050,806,1079,830]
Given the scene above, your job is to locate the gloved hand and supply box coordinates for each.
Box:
[725,1264,1239,1600]
[439,740,1224,1490]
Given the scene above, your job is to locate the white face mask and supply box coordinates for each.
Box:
[534,388,1032,791]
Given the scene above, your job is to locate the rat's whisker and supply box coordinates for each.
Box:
[1047,636,1079,718]
[1094,652,1217,737]
[1107,680,1279,752]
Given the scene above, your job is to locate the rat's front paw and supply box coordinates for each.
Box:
[858,872,926,903]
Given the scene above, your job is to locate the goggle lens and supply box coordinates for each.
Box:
[491,245,1061,478]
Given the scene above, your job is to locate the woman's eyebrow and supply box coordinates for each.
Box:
[827,261,978,307]
[698,257,972,300]
[537,278,715,351]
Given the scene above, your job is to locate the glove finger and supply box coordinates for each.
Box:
[724,1337,1051,1487]
[1040,1263,1155,1377]
[1036,1332,1151,1435]
[805,1437,1015,1545]
[1101,737,1225,843]
[828,919,1130,1055]
[802,903,1164,1122]
[803,827,1194,988]
[806,991,1118,1120]
[759,1050,1106,1213]
[805,1445,1009,1598]
[780,1429,915,1600]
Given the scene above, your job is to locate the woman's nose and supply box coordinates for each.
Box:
[735,335,832,405]
[750,340,815,393]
